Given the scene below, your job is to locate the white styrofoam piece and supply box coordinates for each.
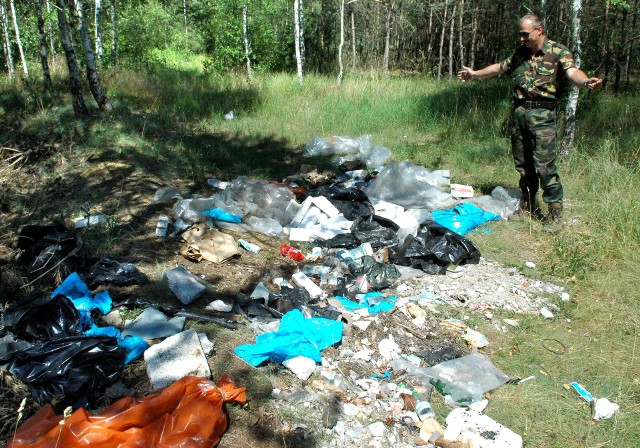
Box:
[292,271,324,299]
[311,196,341,218]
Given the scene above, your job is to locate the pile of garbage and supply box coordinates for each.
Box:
[0,135,619,447]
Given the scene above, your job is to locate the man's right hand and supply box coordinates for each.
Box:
[457,66,475,82]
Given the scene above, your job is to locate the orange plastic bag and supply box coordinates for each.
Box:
[8,374,246,448]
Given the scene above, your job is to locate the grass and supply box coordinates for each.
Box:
[1,61,640,447]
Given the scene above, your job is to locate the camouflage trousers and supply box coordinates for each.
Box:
[511,106,563,204]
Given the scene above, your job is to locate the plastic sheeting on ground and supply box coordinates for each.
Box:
[432,202,501,235]
[336,292,397,314]
[303,134,392,168]
[81,257,149,289]
[234,309,343,367]
[391,221,481,275]
[8,375,247,448]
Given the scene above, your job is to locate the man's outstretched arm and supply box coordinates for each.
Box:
[457,63,505,82]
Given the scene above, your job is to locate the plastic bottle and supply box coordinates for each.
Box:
[415,400,435,420]
[155,215,169,237]
[238,239,261,253]
[280,244,305,261]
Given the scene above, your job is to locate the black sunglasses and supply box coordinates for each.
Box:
[519,29,537,38]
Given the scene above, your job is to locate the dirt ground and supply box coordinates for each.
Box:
[0,148,555,448]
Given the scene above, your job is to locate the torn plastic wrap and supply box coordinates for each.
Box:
[8,375,247,448]
[80,258,149,289]
[390,221,481,274]
[235,309,343,367]
[352,256,401,290]
[364,160,455,210]
[335,292,397,314]
[432,202,501,236]
[8,335,125,411]
[303,134,392,168]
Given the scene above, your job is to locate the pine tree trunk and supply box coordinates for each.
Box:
[9,0,28,76]
[95,0,103,64]
[437,0,448,80]
[350,7,356,71]
[294,0,303,85]
[448,3,456,79]
[56,0,88,117]
[35,0,52,88]
[337,0,344,86]
[561,0,582,155]
[242,2,252,78]
[383,2,391,77]
[110,0,116,68]
[74,0,110,109]
[0,0,14,80]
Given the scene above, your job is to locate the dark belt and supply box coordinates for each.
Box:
[514,99,557,110]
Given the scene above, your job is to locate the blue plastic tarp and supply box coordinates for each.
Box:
[432,202,500,235]
[335,292,397,314]
[203,208,242,223]
[234,309,343,367]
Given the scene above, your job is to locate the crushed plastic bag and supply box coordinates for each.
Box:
[8,335,125,411]
[235,309,343,367]
[353,256,401,290]
[80,257,149,289]
[391,221,481,274]
[364,160,454,210]
[303,135,392,168]
[335,292,397,314]
[8,375,246,448]
[391,351,510,404]
[469,186,521,219]
[17,224,82,277]
[306,185,373,221]
[432,202,501,235]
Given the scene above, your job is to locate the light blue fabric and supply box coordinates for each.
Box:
[235,309,343,367]
[335,292,397,314]
[203,208,243,223]
[432,202,500,235]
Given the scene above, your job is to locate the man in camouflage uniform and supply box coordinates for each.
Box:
[458,14,602,230]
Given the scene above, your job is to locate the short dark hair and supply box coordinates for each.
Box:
[520,14,543,29]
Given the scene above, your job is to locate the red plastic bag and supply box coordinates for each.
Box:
[8,375,246,448]
[280,244,305,261]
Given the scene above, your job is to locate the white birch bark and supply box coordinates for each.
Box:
[383,2,391,77]
[243,2,252,77]
[75,0,110,109]
[294,0,303,85]
[183,0,187,29]
[95,0,103,63]
[350,6,356,71]
[110,0,116,68]
[437,0,448,80]
[458,0,464,66]
[56,0,88,116]
[562,0,582,155]
[337,0,344,86]
[46,0,55,63]
[448,3,456,79]
[35,0,52,88]
[9,0,28,76]
[0,0,14,80]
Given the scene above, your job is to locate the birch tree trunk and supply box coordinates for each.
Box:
[294,0,303,85]
[626,0,638,87]
[448,3,456,79]
[46,0,55,64]
[183,0,187,29]
[110,0,116,68]
[458,0,464,67]
[540,0,547,26]
[470,0,477,68]
[350,6,356,71]
[95,0,103,64]
[35,0,52,88]
[561,0,581,155]
[74,0,110,109]
[56,0,88,116]
[383,2,392,77]
[426,5,433,66]
[437,0,448,80]
[0,0,14,80]
[9,0,28,76]
[337,0,344,86]
[299,0,305,68]
[242,2,252,78]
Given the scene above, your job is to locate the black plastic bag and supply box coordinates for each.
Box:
[352,217,398,249]
[268,287,312,314]
[352,256,401,290]
[17,225,82,272]
[306,185,373,221]
[2,292,82,342]
[390,221,480,274]
[8,335,125,411]
[81,258,149,290]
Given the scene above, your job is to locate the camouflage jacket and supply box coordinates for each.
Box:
[500,38,576,101]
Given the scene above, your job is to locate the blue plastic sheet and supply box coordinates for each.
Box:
[432,202,500,235]
[85,325,149,365]
[203,208,243,223]
[234,309,343,367]
[335,292,397,314]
